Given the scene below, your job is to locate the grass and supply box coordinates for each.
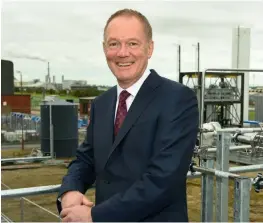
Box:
[1,148,32,158]
[30,93,79,110]
[1,149,263,222]
[249,110,255,120]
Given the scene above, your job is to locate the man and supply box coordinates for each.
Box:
[58,8,199,222]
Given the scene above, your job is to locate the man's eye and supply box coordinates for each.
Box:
[129,42,138,46]
[109,42,117,46]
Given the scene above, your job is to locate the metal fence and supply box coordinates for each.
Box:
[1,112,88,145]
[1,112,41,145]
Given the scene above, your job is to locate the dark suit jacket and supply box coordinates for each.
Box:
[57,69,199,222]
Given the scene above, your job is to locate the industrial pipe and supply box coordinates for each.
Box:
[2,164,263,199]
[201,145,252,153]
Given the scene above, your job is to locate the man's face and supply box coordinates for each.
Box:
[103,16,154,87]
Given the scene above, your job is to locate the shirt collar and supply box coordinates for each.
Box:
[117,67,150,99]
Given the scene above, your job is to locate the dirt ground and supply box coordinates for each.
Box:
[1,149,263,222]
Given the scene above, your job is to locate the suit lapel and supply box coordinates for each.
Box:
[107,69,162,161]
[98,86,117,169]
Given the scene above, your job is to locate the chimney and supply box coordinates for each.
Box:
[45,75,49,83]
[47,62,50,83]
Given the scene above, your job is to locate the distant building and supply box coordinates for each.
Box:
[71,85,91,91]
[249,87,263,94]
[54,83,63,91]
[62,80,87,90]
[97,86,111,91]
[71,85,111,91]
[19,82,57,90]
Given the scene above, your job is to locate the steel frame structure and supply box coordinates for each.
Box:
[200,68,263,146]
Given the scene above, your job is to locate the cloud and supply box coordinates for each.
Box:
[1,1,263,85]
[4,51,47,62]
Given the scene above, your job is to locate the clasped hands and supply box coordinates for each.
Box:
[60,191,94,222]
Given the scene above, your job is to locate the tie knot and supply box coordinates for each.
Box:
[119,90,130,103]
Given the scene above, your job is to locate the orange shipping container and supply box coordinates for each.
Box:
[1,95,31,114]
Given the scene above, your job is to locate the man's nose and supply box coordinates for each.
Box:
[116,44,130,57]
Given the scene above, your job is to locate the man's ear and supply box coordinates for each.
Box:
[148,40,154,59]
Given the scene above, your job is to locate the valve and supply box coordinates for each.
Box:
[232,131,241,145]
[252,173,263,193]
[189,160,197,175]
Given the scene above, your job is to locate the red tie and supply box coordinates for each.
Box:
[114,90,131,136]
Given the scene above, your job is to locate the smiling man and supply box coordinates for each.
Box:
[58,9,199,222]
[103,12,153,89]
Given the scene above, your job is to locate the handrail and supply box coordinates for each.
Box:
[1,184,61,198]
[2,164,262,199]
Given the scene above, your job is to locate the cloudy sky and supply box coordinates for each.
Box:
[1,0,263,86]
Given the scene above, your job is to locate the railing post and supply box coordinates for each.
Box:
[20,197,24,222]
[201,159,214,222]
[216,131,230,222]
[233,177,251,222]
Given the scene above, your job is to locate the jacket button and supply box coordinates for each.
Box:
[104,180,110,184]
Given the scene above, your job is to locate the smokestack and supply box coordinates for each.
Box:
[45,75,49,84]
[47,62,50,83]
[231,26,251,122]
[53,75,55,84]
[62,75,64,83]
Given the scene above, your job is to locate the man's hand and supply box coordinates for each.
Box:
[61,191,93,209]
[60,205,93,222]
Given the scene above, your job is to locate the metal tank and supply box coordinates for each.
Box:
[254,94,263,122]
[1,59,14,95]
[40,100,79,158]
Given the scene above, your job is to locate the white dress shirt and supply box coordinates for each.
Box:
[115,68,150,120]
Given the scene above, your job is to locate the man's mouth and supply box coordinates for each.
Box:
[116,62,135,67]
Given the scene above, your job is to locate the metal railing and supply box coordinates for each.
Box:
[2,161,263,198]
[1,185,61,198]
[1,182,60,222]
[2,165,262,222]
[1,213,13,223]
[198,128,262,222]
[1,156,52,164]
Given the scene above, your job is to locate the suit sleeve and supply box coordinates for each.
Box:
[57,101,96,213]
[91,87,199,222]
